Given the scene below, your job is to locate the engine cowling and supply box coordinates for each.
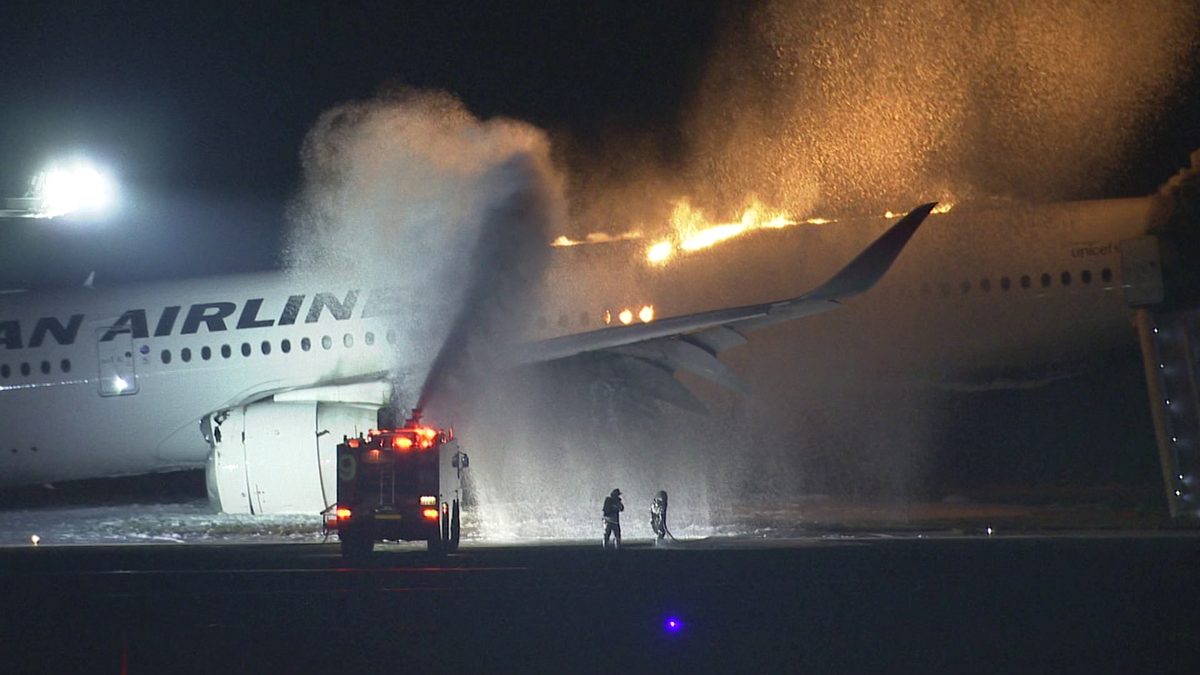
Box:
[204,399,380,514]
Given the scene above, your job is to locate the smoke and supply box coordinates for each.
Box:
[567,0,1200,234]
[544,0,1199,515]
[284,90,563,406]
[1148,148,1200,310]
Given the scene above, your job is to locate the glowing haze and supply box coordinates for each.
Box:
[567,0,1199,249]
[280,3,1200,536]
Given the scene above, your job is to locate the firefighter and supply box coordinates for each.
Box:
[650,490,668,543]
[602,488,624,549]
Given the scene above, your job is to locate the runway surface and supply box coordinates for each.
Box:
[3,532,1199,673]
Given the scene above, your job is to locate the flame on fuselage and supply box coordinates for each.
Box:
[672,199,797,253]
[550,195,953,266]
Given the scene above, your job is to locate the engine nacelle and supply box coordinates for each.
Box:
[204,401,378,514]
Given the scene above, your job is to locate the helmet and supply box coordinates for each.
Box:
[611,489,621,497]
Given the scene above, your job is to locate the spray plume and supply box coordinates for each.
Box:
[285,90,564,410]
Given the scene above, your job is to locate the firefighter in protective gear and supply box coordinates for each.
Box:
[602,489,624,549]
[650,490,668,543]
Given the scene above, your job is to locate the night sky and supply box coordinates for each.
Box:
[0,2,722,285]
[1,1,1197,288]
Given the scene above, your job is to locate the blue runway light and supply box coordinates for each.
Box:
[665,617,683,633]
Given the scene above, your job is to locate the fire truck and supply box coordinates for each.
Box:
[324,410,468,557]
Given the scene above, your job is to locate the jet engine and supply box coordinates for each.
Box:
[203,384,387,514]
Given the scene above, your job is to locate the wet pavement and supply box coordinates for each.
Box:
[2,531,1199,673]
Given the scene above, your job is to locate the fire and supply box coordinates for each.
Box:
[551,231,643,247]
[647,240,673,262]
[647,198,813,264]
[672,199,795,251]
[886,202,954,219]
[552,194,952,266]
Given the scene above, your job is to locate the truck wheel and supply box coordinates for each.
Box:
[448,499,461,553]
[340,532,373,559]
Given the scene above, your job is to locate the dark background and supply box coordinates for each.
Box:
[1,1,1197,288]
[0,2,723,286]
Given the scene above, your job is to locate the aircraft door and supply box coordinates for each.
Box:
[96,327,139,396]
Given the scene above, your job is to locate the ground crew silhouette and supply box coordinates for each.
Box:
[602,489,624,549]
[650,490,669,543]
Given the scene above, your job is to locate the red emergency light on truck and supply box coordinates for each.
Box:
[324,410,468,557]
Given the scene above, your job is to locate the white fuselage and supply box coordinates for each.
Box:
[0,197,1153,487]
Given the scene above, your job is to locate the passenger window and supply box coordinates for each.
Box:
[202,346,212,360]
[322,335,332,350]
[1081,270,1092,284]
[1101,268,1113,283]
[281,339,291,354]
[181,348,191,363]
[261,341,271,355]
[1061,271,1071,286]
[365,332,375,346]
[1000,277,1011,291]
[221,345,232,359]
[1,364,9,378]
[1020,275,1031,289]
[161,350,172,364]
[61,359,71,373]
[343,333,353,348]
[20,363,30,376]
[241,343,252,357]
[301,337,311,352]
[1040,273,1051,288]
[40,360,50,374]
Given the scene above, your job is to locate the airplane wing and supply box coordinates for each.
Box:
[504,203,936,410]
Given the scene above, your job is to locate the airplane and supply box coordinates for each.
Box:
[0,193,1182,516]
[0,204,938,514]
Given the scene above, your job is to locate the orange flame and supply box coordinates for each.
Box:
[649,198,816,264]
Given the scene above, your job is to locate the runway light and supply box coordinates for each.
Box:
[30,534,40,546]
[986,527,993,536]
[664,617,683,633]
